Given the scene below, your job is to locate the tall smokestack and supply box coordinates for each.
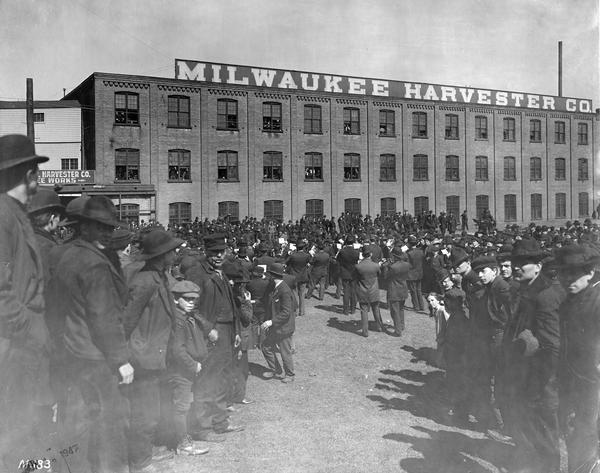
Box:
[26,78,34,140]
[558,41,563,97]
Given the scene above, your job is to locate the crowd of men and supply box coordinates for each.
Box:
[2,133,600,473]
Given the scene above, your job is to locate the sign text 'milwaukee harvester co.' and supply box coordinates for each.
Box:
[175,59,593,114]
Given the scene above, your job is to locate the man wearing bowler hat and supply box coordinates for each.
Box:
[190,233,244,442]
[122,228,184,472]
[50,196,134,473]
[555,244,600,473]
[0,134,52,469]
[337,235,360,315]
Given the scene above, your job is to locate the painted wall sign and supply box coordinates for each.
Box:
[175,59,593,113]
[39,170,95,185]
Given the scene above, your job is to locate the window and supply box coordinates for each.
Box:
[445,155,459,181]
[445,114,459,139]
[380,154,396,181]
[343,153,360,181]
[262,102,282,132]
[381,197,396,216]
[412,112,427,138]
[217,151,239,181]
[556,193,566,219]
[578,122,588,145]
[555,158,566,180]
[218,201,239,222]
[344,198,361,215]
[263,152,283,181]
[446,195,460,217]
[33,112,45,123]
[304,152,323,181]
[530,157,542,181]
[343,108,360,134]
[115,92,139,125]
[475,115,488,139]
[115,148,140,181]
[168,95,190,128]
[168,149,191,181]
[169,202,191,226]
[414,196,429,215]
[475,156,488,181]
[503,157,516,181]
[264,200,284,221]
[304,105,322,134]
[413,154,428,181]
[379,110,395,136]
[554,121,565,143]
[116,204,139,225]
[475,195,489,219]
[306,199,324,218]
[578,158,589,181]
[217,99,238,130]
[504,194,517,221]
[579,192,589,217]
[61,158,78,170]
[531,193,542,220]
[530,119,541,142]
[503,117,515,141]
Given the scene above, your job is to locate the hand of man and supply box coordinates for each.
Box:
[118,363,135,384]
[261,320,273,331]
[234,334,241,348]
[196,362,202,374]
[208,329,219,343]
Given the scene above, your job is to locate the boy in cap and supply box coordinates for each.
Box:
[167,280,210,456]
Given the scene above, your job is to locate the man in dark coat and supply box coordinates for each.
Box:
[0,135,52,470]
[354,248,384,337]
[285,241,311,316]
[50,196,134,473]
[261,263,295,382]
[407,237,425,312]
[191,234,244,441]
[305,241,332,301]
[337,236,360,314]
[556,244,600,473]
[123,229,183,471]
[383,247,410,336]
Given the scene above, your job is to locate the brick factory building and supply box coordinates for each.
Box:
[63,60,598,226]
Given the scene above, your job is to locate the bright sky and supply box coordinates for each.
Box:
[1,0,598,107]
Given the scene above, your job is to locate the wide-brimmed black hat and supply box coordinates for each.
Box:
[553,244,600,269]
[28,188,64,215]
[139,229,184,260]
[78,196,120,227]
[0,134,49,171]
[495,244,513,262]
[204,233,227,253]
[450,247,470,268]
[471,255,499,272]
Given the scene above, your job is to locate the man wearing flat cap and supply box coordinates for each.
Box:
[0,134,52,468]
[555,244,600,473]
[49,196,134,473]
[122,228,184,471]
[190,233,244,442]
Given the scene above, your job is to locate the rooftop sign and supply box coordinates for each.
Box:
[38,170,94,185]
[176,59,592,114]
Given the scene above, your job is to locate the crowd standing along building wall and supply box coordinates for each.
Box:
[63,60,598,227]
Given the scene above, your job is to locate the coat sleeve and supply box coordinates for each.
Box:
[81,262,130,370]
[122,274,158,339]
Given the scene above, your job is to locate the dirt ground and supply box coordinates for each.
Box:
[155,289,514,473]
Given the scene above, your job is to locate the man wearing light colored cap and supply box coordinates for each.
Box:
[0,134,52,469]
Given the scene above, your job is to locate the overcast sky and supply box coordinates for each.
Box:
[1,0,598,106]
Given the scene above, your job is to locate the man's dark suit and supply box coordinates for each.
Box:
[306,250,331,300]
[407,247,425,311]
[285,250,311,316]
[384,260,410,335]
[337,245,359,314]
[262,281,295,377]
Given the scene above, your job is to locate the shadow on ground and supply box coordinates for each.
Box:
[385,425,511,473]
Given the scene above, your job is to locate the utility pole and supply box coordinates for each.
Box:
[26,78,34,140]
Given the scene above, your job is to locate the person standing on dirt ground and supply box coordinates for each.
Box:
[285,240,311,316]
[354,246,385,337]
[406,236,425,312]
[305,241,332,301]
[382,246,410,337]
[337,235,360,315]
[261,263,295,382]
